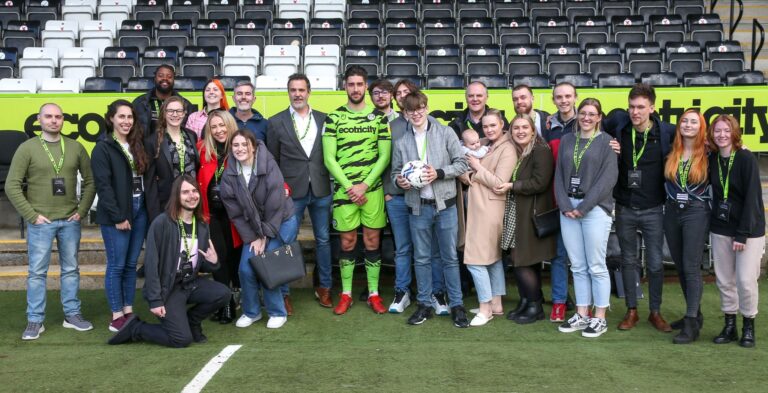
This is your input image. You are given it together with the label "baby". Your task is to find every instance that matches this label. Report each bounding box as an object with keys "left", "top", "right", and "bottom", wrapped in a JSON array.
[{"left": 461, "top": 129, "right": 489, "bottom": 159}]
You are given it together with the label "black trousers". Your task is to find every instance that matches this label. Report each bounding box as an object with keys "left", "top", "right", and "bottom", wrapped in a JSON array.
[
  {"left": 136, "top": 278, "right": 230, "bottom": 348},
  {"left": 663, "top": 200, "right": 709, "bottom": 318},
  {"left": 209, "top": 211, "right": 242, "bottom": 288}
]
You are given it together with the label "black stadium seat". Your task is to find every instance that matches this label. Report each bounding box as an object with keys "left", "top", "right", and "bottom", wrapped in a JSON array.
[
  {"left": 707, "top": 41, "right": 745, "bottom": 79},
  {"left": 233, "top": 18, "right": 269, "bottom": 48},
  {"left": 421, "top": 1, "right": 454, "bottom": 20},
  {"left": 650, "top": 14, "right": 686, "bottom": 49},
  {"left": 536, "top": 16, "right": 570, "bottom": 47},
  {"left": 271, "top": 18, "right": 305, "bottom": 46},
  {"left": 102, "top": 46, "right": 140, "bottom": 83},
  {"left": 27, "top": 0, "right": 59, "bottom": 25},
  {"left": 597, "top": 73, "right": 636, "bottom": 88},
  {"left": 460, "top": 17, "right": 495, "bottom": 45},
  {"left": 673, "top": 0, "right": 707, "bottom": 21},
  {"left": 613, "top": 15, "right": 646, "bottom": 51},
  {"left": 505, "top": 43, "right": 543, "bottom": 80},
  {"left": 565, "top": 0, "right": 597, "bottom": 23},
  {"left": 585, "top": 43, "right": 622, "bottom": 82},
  {"left": 135, "top": 0, "right": 168, "bottom": 27},
  {"left": 385, "top": 0, "right": 417, "bottom": 19},
  {"left": 170, "top": 0, "right": 204, "bottom": 25},
  {"left": 545, "top": 43, "right": 582, "bottom": 83},
  {"left": 458, "top": 0, "right": 491, "bottom": 19},
  {"left": 242, "top": 0, "right": 274, "bottom": 21},
  {"left": 498, "top": 17, "right": 533, "bottom": 46},
  {"left": 118, "top": 20, "right": 154, "bottom": 54},
  {"left": 511, "top": 74, "right": 550, "bottom": 88},
  {"left": 384, "top": 17, "right": 420, "bottom": 46},
  {"left": 626, "top": 43, "right": 663, "bottom": 80},
  {"left": 216, "top": 75, "right": 251, "bottom": 90},
  {"left": 0, "top": 1, "right": 21, "bottom": 27},
  {"left": 195, "top": 19, "right": 230, "bottom": 53},
  {"left": 3, "top": 21, "right": 40, "bottom": 55},
  {"left": 83, "top": 77, "right": 123, "bottom": 93},
  {"left": 666, "top": 41, "right": 704, "bottom": 79},
  {"left": 469, "top": 74, "right": 508, "bottom": 89},
  {"left": 603, "top": 0, "right": 633, "bottom": 24},
  {"left": 157, "top": 19, "right": 193, "bottom": 51},
  {"left": 423, "top": 17, "right": 457, "bottom": 46},
  {"left": 309, "top": 18, "right": 344, "bottom": 46},
  {"left": 637, "top": 0, "right": 669, "bottom": 24},
  {"left": 529, "top": 0, "right": 561, "bottom": 21},
  {"left": 726, "top": 71, "right": 766, "bottom": 86},
  {"left": 492, "top": 0, "right": 525, "bottom": 19},
  {"left": 207, "top": 0, "right": 238, "bottom": 26},
  {"left": 556, "top": 73, "right": 593, "bottom": 88},
  {"left": 348, "top": 0, "right": 382, "bottom": 20},
  {"left": 142, "top": 46, "right": 180, "bottom": 76},
  {"left": 641, "top": 72, "right": 680, "bottom": 87},
  {"left": 573, "top": 16, "right": 609, "bottom": 51},
  {"left": 683, "top": 72, "right": 722, "bottom": 86},
  {"left": 347, "top": 17, "right": 381, "bottom": 47},
  {"left": 426, "top": 75, "right": 464, "bottom": 89},
  {"left": 126, "top": 77, "right": 155, "bottom": 92},
  {"left": 174, "top": 76, "right": 207, "bottom": 91},
  {"left": 181, "top": 46, "right": 219, "bottom": 79}
]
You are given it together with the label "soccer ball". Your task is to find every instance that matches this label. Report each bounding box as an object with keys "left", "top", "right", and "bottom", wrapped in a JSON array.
[{"left": 401, "top": 160, "right": 428, "bottom": 189}]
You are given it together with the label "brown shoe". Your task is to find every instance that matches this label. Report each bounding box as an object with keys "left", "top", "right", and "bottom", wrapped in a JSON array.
[
  {"left": 618, "top": 308, "right": 639, "bottom": 330},
  {"left": 648, "top": 311, "right": 672, "bottom": 332},
  {"left": 283, "top": 295, "right": 294, "bottom": 316},
  {"left": 314, "top": 287, "right": 333, "bottom": 308}
]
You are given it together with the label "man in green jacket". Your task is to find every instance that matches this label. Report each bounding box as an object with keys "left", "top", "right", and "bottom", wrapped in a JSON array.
[{"left": 6, "top": 103, "right": 96, "bottom": 340}]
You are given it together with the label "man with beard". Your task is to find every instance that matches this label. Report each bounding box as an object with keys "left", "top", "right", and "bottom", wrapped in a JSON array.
[
  {"left": 511, "top": 84, "right": 548, "bottom": 137},
  {"left": 109, "top": 175, "right": 230, "bottom": 347},
  {"left": 322, "top": 66, "right": 391, "bottom": 315},
  {"left": 265, "top": 74, "right": 332, "bottom": 308},
  {"left": 229, "top": 80, "right": 268, "bottom": 141},
  {"left": 369, "top": 79, "right": 398, "bottom": 122},
  {"left": 8, "top": 103, "right": 97, "bottom": 340},
  {"left": 448, "top": 81, "right": 508, "bottom": 138},
  {"left": 132, "top": 64, "right": 194, "bottom": 135}
]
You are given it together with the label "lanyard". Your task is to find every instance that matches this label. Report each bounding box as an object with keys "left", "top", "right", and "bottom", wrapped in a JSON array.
[
  {"left": 173, "top": 133, "right": 186, "bottom": 174},
  {"left": 39, "top": 135, "right": 65, "bottom": 175},
  {"left": 631, "top": 123, "right": 652, "bottom": 169},
  {"left": 292, "top": 112, "right": 313, "bottom": 141},
  {"left": 717, "top": 153, "right": 736, "bottom": 201},
  {"left": 511, "top": 159, "right": 523, "bottom": 182},
  {"left": 417, "top": 133, "right": 428, "bottom": 161},
  {"left": 214, "top": 155, "right": 227, "bottom": 183},
  {"left": 112, "top": 134, "right": 136, "bottom": 171},
  {"left": 572, "top": 130, "right": 597, "bottom": 174},
  {"left": 677, "top": 158, "right": 693, "bottom": 191},
  {"left": 179, "top": 217, "right": 196, "bottom": 262}
]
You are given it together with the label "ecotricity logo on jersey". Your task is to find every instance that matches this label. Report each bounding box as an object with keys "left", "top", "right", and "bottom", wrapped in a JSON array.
[{"left": 338, "top": 125, "right": 378, "bottom": 134}]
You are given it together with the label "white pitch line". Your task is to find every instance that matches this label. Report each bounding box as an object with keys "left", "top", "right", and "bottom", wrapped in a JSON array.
[{"left": 181, "top": 345, "right": 242, "bottom": 393}]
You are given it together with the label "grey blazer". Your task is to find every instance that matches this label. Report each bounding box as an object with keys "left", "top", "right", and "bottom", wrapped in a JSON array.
[{"left": 266, "top": 108, "right": 330, "bottom": 199}]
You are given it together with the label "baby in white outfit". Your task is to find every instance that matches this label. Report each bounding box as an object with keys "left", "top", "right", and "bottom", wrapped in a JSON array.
[{"left": 461, "top": 129, "right": 489, "bottom": 158}]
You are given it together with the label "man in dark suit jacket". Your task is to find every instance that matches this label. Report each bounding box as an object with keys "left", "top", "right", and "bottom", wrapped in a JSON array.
[{"left": 266, "top": 73, "right": 333, "bottom": 308}]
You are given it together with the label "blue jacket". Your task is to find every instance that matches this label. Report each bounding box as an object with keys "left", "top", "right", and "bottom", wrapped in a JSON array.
[{"left": 230, "top": 107, "right": 268, "bottom": 142}]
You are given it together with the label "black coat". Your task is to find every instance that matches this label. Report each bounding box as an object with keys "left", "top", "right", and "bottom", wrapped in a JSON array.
[
  {"left": 143, "top": 213, "right": 218, "bottom": 308},
  {"left": 132, "top": 89, "right": 195, "bottom": 136},
  {"left": 143, "top": 129, "right": 200, "bottom": 222},
  {"left": 90, "top": 135, "right": 142, "bottom": 226}
]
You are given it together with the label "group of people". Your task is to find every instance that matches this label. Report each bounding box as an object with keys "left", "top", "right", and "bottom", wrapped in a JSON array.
[{"left": 5, "top": 63, "right": 763, "bottom": 349}]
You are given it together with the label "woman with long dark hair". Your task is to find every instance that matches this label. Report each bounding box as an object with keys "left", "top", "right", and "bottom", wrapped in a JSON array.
[
  {"left": 185, "top": 78, "right": 230, "bottom": 138},
  {"left": 144, "top": 96, "right": 200, "bottom": 222},
  {"left": 91, "top": 100, "right": 149, "bottom": 332},
  {"left": 197, "top": 110, "right": 242, "bottom": 324},
  {"left": 708, "top": 115, "right": 764, "bottom": 348},
  {"left": 555, "top": 98, "right": 618, "bottom": 338},
  {"left": 663, "top": 109, "right": 710, "bottom": 344}
]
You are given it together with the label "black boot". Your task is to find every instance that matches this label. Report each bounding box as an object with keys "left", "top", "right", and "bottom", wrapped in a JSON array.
[
  {"left": 713, "top": 314, "right": 738, "bottom": 344},
  {"left": 219, "top": 295, "right": 236, "bottom": 324},
  {"left": 671, "top": 309, "right": 703, "bottom": 330},
  {"left": 512, "top": 299, "right": 545, "bottom": 325},
  {"left": 673, "top": 316, "right": 699, "bottom": 344},
  {"left": 210, "top": 308, "right": 222, "bottom": 322},
  {"left": 506, "top": 298, "right": 529, "bottom": 320},
  {"left": 190, "top": 324, "right": 207, "bottom": 343},
  {"left": 739, "top": 316, "right": 755, "bottom": 348}
]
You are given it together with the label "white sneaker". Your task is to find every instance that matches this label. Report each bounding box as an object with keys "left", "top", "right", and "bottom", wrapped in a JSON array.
[
  {"left": 266, "top": 316, "right": 287, "bottom": 329},
  {"left": 388, "top": 290, "right": 411, "bottom": 313},
  {"left": 469, "top": 313, "right": 492, "bottom": 327},
  {"left": 558, "top": 313, "right": 590, "bottom": 333},
  {"left": 432, "top": 293, "right": 449, "bottom": 316},
  {"left": 581, "top": 317, "right": 608, "bottom": 338},
  {"left": 235, "top": 314, "right": 262, "bottom": 328}
]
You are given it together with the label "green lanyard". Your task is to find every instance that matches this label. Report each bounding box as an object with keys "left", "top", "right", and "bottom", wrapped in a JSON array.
[
  {"left": 717, "top": 153, "right": 736, "bottom": 201},
  {"left": 572, "top": 130, "right": 598, "bottom": 174},
  {"left": 179, "top": 217, "right": 196, "bottom": 262},
  {"left": 291, "top": 111, "right": 313, "bottom": 141},
  {"left": 214, "top": 155, "right": 226, "bottom": 183},
  {"left": 677, "top": 158, "right": 693, "bottom": 191},
  {"left": 417, "top": 133, "right": 428, "bottom": 161},
  {"left": 511, "top": 159, "right": 523, "bottom": 182},
  {"left": 39, "top": 135, "right": 65, "bottom": 175},
  {"left": 174, "top": 133, "right": 186, "bottom": 174},
  {"left": 112, "top": 134, "right": 136, "bottom": 171},
  {"left": 631, "top": 123, "right": 652, "bottom": 169}
]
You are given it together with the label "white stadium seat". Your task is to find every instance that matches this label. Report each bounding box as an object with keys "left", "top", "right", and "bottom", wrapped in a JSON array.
[
  {"left": 255, "top": 74, "right": 288, "bottom": 91},
  {"left": 39, "top": 78, "right": 81, "bottom": 93},
  {"left": 313, "top": 1, "right": 345, "bottom": 19},
  {"left": 262, "top": 45, "right": 300, "bottom": 77},
  {"left": 304, "top": 44, "right": 340, "bottom": 79},
  {"left": 19, "top": 47, "right": 59, "bottom": 88},
  {"left": 0, "top": 78, "right": 38, "bottom": 93},
  {"left": 42, "top": 20, "right": 79, "bottom": 49},
  {"left": 80, "top": 20, "right": 116, "bottom": 57},
  {"left": 222, "top": 45, "right": 261, "bottom": 83},
  {"left": 278, "top": 2, "right": 310, "bottom": 22},
  {"left": 307, "top": 75, "right": 336, "bottom": 91},
  {"left": 60, "top": 47, "right": 99, "bottom": 88},
  {"left": 97, "top": 5, "right": 130, "bottom": 29},
  {"left": 62, "top": 5, "right": 96, "bottom": 24}
]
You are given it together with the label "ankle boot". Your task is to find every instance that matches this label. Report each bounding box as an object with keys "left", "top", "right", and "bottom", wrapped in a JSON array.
[
  {"left": 673, "top": 316, "right": 699, "bottom": 344},
  {"left": 739, "top": 317, "right": 755, "bottom": 348},
  {"left": 219, "top": 295, "right": 236, "bottom": 324},
  {"left": 506, "top": 298, "right": 529, "bottom": 320},
  {"left": 713, "top": 314, "right": 738, "bottom": 344},
  {"left": 671, "top": 309, "right": 703, "bottom": 330},
  {"left": 512, "top": 299, "right": 545, "bottom": 324},
  {"left": 210, "top": 307, "right": 222, "bottom": 322}
]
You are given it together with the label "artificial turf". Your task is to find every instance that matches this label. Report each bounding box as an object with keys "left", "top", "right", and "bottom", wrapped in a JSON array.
[{"left": 0, "top": 283, "right": 766, "bottom": 393}]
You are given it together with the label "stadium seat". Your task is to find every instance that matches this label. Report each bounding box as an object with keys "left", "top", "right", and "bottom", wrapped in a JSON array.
[
  {"left": 255, "top": 74, "right": 289, "bottom": 90},
  {"left": 271, "top": 18, "right": 306, "bottom": 45},
  {"left": 262, "top": 45, "right": 300, "bottom": 77},
  {"left": 666, "top": 41, "right": 704, "bottom": 79},
  {"left": 41, "top": 20, "right": 79, "bottom": 49},
  {"left": 421, "top": 1, "right": 453, "bottom": 20},
  {"left": 170, "top": 0, "right": 203, "bottom": 25},
  {"left": 498, "top": 17, "right": 533, "bottom": 46},
  {"left": 347, "top": 17, "right": 381, "bottom": 47},
  {"left": 242, "top": 0, "right": 275, "bottom": 21},
  {"left": 573, "top": 16, "right": 609, "bottom": 51},
  {"left": 384, "top": 17, "right": 419, "bottom": 46},
  {"left": 118, "top": 20, "right": 154, "bottom": 53},
  {"left": 556, "top": 74, "right": 593, "bottom": 88},
  {"left": 278, "top": 0, "right": 310, "bottom": 22},
  {"left": 602, "top": 0, "right": 632, "bottom": 24},
  {"left": 650, "top": 14, "right": 686, "bottom": 49},
  {"left": 307, "top": 74, "right": 337, "bottom": 90},
  {"left": 505, "top": 43, "right": 543, "bottom": 80},
  {"left": 173, "top": 76, "right": 206, "bottom": 91},
  {"left": 0, "top": 1, "right": 21, "bottom": 27},
  {"left": 134, "top": 0, "right": 167, "bottom": 27},
  {"left": 673, "top": 0, "right": 707, "bottom": 20},
  {"left": 597, "top": 73, "right": 636, "bottom": 88},
  {"left": 535, "top": 16, "right": 570, "bottom": 47},
  {"left": 469, "top": 74, "right": 508, "bottom": 89},
  {"left": 641, "top": 72, "right": 680, "bottom": 87},
  {"left": 233, "top": 18, "right": 269, "bottom": 48},
  {"left": 0, "top": 47, "right": 18, "bottom": 79},
  {"left": 565, "top": 0, "right": 597, "bottom": 23},
  {"left": 62, "top": 0, "right": 96, "bottom": 24},
  {"left": 82, "top": 76, "right": 122, "bottom": 92},
  {"left": 511, "top": 74, "right": 550, "bottom": 88},
  {"left": 725, "top": 71, "right": 766, "bottom": 86},
  {"left": 492, "top": 0, "right": 525, "bottom": 19},
  {"left": 459, "top": 17, "right": 495, "bottom": 45},
  {"left": 39, "top": 78, "right": 80, "bottom": 93},
  {"left": 207, "top": 0, "right": 238, "bottom": 26},
  {"left": 314, "top": 0, "right": 345, "bottom": 20},
  {"left": 19, "top": 47, "right": 59, "bottom": 89},
  {"left": 529, "top": 0, "right": 561, "bottom": 21},
  {"left": 141, "top": 46, "right": 179, "bottom": 76},
  {"left": 613, "top": 15, "right": 646, "bottom": 51},
  {"left": 626, "top": 43, "right": 664, "bottom": 80},
  {"left": 309, "top": 18, "right": 344, "bottom": 46},
  {"left": 222, "top": 45, "right": 261, "bottom": 83},
  {"left": 344, "top": 45, "right": 381, "bottom": 77},
  {"left": 215, "top": 75, "right": 251, "bottom": 90},
  {"left": 157, "top": 19, "right": 193, "bottom": 51},
  {"left": 545, "top": 43, "right": 582, "bottom": 83},
  {"left": 464, "top": 44, "right": 502, "bottom": 75},
  {"left": 180, "top": 46, "right": 219, "bottom": 79},
  {"left": 97, "top": 1, "right": 131, "bottom": 30},
  {"left": 426, "top": 75, "right": 464, "bottom": 89},
  {"left": 195, "top": 19, "right": 230, "bottom": 53},
  {"left": 125, "top": 77, "right": 154, "bottom": 92},
  {"left": 385, "top": 0, "right": 417, "bottom": 19},
  {"left": 0, "top": 78, "right": 37, "bottom": 93},
  {"left": 689, "top": 14, "right": 725, "bottom": 49},
  {"left": 683, "top": 72, "right": 722, "bottom": 86},
  {"left": 637, "top": 0, "right": 669, "bottom": 23},
  {"left": 80, "top": 20, "right": 116, "bottom": 56},
  {"left": 59, "top": 47, "right": 99, "bottom": 88},
  {"left": 28, "top": 0, "right": 60, "bottom": 25},
  {"left": 383, "top": 44, "right": 420, "bottom": 75},
  {"left": 101, "top": 46, "right": 139, "bottom": 84},
  {"left": 3, "top": 21, "right": 41, "bottom": 55},
  {"left": 305, "top": 44, "right": 341, "bottom": 78},
  {"left": 707, "top": 41, "right": 745, "bottom": 79},
  {"left": 423, "top": 17, "right": 458, "bottom": 46},
  {"left": 458, "top": 0, "right": 491, "bottom": 19},
  {"left": 585, "top": 43, "right": 622, "bottom": 82}
]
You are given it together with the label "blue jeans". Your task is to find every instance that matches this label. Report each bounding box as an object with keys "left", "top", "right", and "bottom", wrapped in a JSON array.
[
  {"left": 26, "top": 219, "right": 82, "bottom": 323},
  {"left": 550, "top": 232, "right": 569, "bottom": 304},
  {"left": 409, "top": 204, "right": 463, "bottom": 308},
  {"left": 292, "top": 190, "right": 332, "bottom": 288},
  {"left": 239, "top": 215, "right": 299, "bottom": 318},
  {"left": 101, "top": 196, "right": 148, "bottom": 313},
  {"left": 386, "top": 195, "right": 444, "bottom": 293},
  {"left": 560, "top": 199, "right": 612, "bottom": 309},
  {"left": 467, "top": 260, "right": 506, "bottom": 303}
]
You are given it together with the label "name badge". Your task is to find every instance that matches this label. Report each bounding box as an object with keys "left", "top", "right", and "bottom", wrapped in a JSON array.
[
  {"left": 628, "top": 170, "right": 642, "bottom": 189},
  {"left": 210, "top": 184, "right": 222, "bottom": 203},
  {"left": 52, "top": 178, "right": 66, "bottom": 196},
  {"left": 569, "top": 176, "right": 584, "bottom": 198},
  {"left": 675, "top": 193, "right": 689, "bottom": 210},
  {"left": 132, "top": 176, "right": 144, "bottom": 196},
  {"left": 717, "top": 201, "right": 731, "bottom": 222}
]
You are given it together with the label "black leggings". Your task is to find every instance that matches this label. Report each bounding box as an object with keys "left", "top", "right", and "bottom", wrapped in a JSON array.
[
  {"left": 663, "top": 201, "right": 709, "bottom": 318},
  {"left": 513, "top": 263, "right": 543, "bottom": 302},
  {"left": 209, "top": 210, "right": 242, "bottom": 289}
]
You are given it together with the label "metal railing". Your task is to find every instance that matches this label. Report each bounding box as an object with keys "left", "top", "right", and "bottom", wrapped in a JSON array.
[{"left": 752, "top": 19, "right": 765, "bottom": 71}]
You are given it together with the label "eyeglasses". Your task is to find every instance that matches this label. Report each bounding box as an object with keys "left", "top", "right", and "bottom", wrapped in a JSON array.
[
  {"left": 166, "top": 109, "right": 185, "bottom": 115},
  {"left": 405, "top": 107, "right": 427, "bottom": 116},
  {"left": 371, "top": 90, "right": 391, "bottom": 97},
  {"left": 578, "top": 111, "right": 600, "bottom": 118}
]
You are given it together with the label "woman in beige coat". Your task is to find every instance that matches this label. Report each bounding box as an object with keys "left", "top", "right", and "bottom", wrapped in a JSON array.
[
  {"left": 495, "top": 114, "right": 557, "bottom": 325},
  {"left": 462, "top": 110, "right": 518, "bottom": 326}
]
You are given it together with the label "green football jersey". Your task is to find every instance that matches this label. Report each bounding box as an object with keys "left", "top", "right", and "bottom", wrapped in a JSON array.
[{"left": 322, "top": 105, "right": 391, "bottom": 191}]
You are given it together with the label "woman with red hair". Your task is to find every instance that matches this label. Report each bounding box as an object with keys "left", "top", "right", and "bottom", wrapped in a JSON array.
[
  {"left": 662, "top": 109, "right": 710, "bottom": 344},
  {"left": 708, "top": 115, "right": 764, "bottom": 348},
  {"left": 186, "top": 79, "right": 230, "bottom": 138}
]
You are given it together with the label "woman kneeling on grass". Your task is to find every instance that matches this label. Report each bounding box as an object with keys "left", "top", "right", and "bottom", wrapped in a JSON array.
[
  {"left": 662, "top": 110, "right": 710, "bottom": 344},
  {"left": 554, "top": 98, "right": 618, "bottom": 338},
  {"left": 220, "top": 130, "right": 298, "bottom": 330},
  {"left": 496, "top": 114, "right": 556, "bottom": 325},
  {"left": 708, "top": 115, "right": 764, "bottom": 348}
]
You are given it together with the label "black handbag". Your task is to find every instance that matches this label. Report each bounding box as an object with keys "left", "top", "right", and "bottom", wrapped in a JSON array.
[
  {"left": 249, "top": 241, "right": 306, "bottom": 290},
  {"left": 532, "top": 195, "right": 560, "bottom": 238}
]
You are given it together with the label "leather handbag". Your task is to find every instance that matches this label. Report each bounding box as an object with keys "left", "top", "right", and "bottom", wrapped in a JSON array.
[
  {"left": 249, "top": 241, "right": 306, "bottom": 290},
  {"left": 532, "top": 195, "right": 560, "bottom": 238}
]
